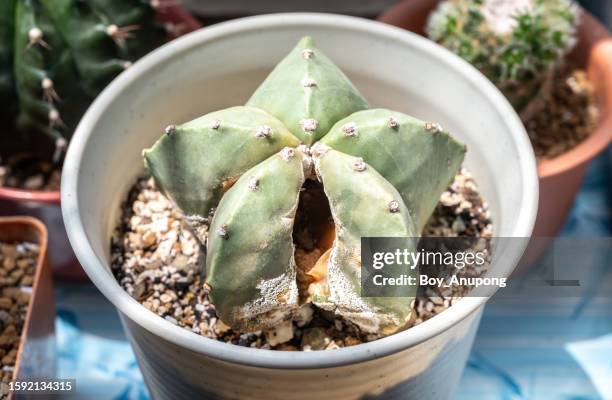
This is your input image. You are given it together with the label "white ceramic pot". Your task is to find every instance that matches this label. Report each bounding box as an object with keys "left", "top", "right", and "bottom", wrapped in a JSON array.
[{"left": 61, "top": 13, "right": 538, "bottom": 400}]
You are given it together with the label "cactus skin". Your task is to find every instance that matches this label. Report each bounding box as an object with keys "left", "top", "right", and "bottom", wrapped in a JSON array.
[
  {"left": 88, "top": 0, "right": 165, "bottom": 61},
  {"left": 320, "top": 109, "right": 465, "bottom": 232},
  {"left": 206, "top": 148, "right": 309, "bottom": 332},
  {"left": 143, "top": 106, "right": 300, "bottom": 235},
  {"left": 14, "top": 0, "right": 89, "bottom": 140},
  {"left": 311, "top": 146, "right": 418, "bottom": 334},
  {"left": 1, "top": 0, "right": 165, "bottom": 145},
  {"left": 145, "top": 37, "right": 466, "bottom": 336},
  {"left": 0, "top": 0, "right": 15, "bottom": 123},
  {"left": 41, "top": 0, "right": 145, "bottom": 97},
  {"left": 247, "top": 36, "right": 369, "bottom": 144},
  {"left": 427, "top": 0, "right": 578, "bottom": 112}
]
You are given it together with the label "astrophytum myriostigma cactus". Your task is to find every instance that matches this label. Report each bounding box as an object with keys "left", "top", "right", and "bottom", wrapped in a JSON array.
[
  {"left": 143, "top": 37, "right": 466, "bottom": 336},
  {"left": 0, "top": 0, "right": 166, "bottom": 154}
]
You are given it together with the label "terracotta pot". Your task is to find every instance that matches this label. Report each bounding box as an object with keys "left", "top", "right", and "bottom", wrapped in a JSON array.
[
  {"left": 0, "top": 7, "right": 201, "bottom": 281},
  {"left": 0, "top": 216, "right": 55, "bottom": 399},
  {"left": 378, "top": 0, "right": 612, "bottom": 248}
]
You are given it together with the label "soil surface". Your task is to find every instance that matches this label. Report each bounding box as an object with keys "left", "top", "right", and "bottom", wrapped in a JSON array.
[
  {"left": 0, "top": 158, "right": 61, "bottom": 192},
  {"left": 524, "top": 66, "right": 599, "bottom": 160},
  {"left": 0, "top": 241, "right": 38, "bottom": 385},
  {"left": 111, "top": 168, "right": 492, "bottom": 350}
]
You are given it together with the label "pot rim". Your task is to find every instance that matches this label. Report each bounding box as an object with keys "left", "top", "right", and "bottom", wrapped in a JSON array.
[
  {"left": 538, "top": 118, "right": 612, "bottom": 177},
  {"left": 538, "top": 32, "right": 612, "bottom": 177},
  {"left": 61, "top": 13, "right": 538, "bottom": 369},
  {"left": 0, "top": 187, "right": 61, "bottom": 204}
]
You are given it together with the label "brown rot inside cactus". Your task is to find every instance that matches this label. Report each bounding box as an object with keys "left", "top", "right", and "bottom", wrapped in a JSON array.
[
  {"left": 293, "top": 179, "right": 335, "bottom": 299},
  {"left": 143, "top": 37, "right": 467, "bottom": 339}
]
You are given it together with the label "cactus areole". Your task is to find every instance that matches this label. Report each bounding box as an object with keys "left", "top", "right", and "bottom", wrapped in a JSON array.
[
  {"left": 144, "top": 37, "right": 466, "bottom": 336},
  {"left": 0, "top": 0, "right": 166, "bottom": 155}
]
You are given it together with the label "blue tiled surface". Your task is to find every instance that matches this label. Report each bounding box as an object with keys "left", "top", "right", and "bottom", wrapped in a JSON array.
[{"left": 55, "top": 147, "right": 612, "bottom": 399}]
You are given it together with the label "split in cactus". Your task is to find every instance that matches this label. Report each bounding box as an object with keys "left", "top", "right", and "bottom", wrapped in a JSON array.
[
  {"left": 0, "top": 0, "right": 167, "bottom": 160},
  {"left": 143, "top": 36, "right": 466, "bottom": 336},
  {"left": 427, "top": 0, "right": 579, "bottom": 117}
]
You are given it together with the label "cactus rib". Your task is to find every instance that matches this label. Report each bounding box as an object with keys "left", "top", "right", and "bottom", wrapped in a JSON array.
[
  {"left": 247, "top": 36, "right": 369, "bottom": 144},
  {"left": 206, "top": 148, "right": 310, "bottom": 331}
]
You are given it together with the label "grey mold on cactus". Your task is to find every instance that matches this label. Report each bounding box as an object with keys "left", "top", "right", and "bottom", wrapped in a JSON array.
[
  {"left": 206, "top": 148, "right": 309, "bottom": 331},
  {"left": 144, "top": 37, "right": 466, "bottom": 336},
  {"left": 309, "top": 146, "right": 419, "bottom": 334},
  {"left": 427, "top": 0, "right": 578, "bottom": 114}
]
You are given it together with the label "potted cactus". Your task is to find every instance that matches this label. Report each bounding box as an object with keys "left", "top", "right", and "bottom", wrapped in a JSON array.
[
  {"left": 143, "top": 36, "right": 466, "bottom": 336},
  {"left": 427, "top": 0, "right": 578, "bottom": 121},
  {"left": 378, "top": 0, "right": 612, "bottom": 245},
  {"left": 61, "top": 14, "right": 537, "bottom": 399},
  {"left": 0, "top": 0, "right": 200, "bottom": 279}
]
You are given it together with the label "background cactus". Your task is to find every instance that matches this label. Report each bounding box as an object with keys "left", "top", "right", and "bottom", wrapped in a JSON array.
[
  {"left": 427, "top": 0, "right": 579, "bottom": 115},
  {"left": 144, "top": 37, "right": 466, "bottom": 336},
  {"left": 1, "top": 0, "right": 166, "bottom": 156}
]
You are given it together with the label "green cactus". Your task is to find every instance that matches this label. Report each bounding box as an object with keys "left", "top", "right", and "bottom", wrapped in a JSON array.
[
  {"left": 309, "top": 145, "right": 419, "bottom": 335},
  {"left": 246, "top": 36, "right": 369, "bottom": 144},
  {"left": 427, "top": 0, "right": 578, "bottom": 113},
  {"left": 1, "top": 0, "right": 166, "bottom": 152},
  {"left": 0, "top": 1, "right": 16, "bottom": 121},
  {"left": 143, "top": 106, "right": 300, "bottom": 239},
  {"left": 206, "top": 148, "right": 308, "bottom": 332},
  {"left": 320, "top": 109, "right": 465, "bottom": 232},
  {"left": 144, "top": 37, "right": 466, "bottom": 336}
]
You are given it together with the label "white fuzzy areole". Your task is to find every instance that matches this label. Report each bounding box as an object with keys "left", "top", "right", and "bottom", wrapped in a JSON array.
[{"left": 482, "top": 0, "right": 534, "bottom": 35}]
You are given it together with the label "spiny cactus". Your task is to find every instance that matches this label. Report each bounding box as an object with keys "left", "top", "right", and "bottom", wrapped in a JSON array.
[
  {"left": 427, "top": 0, "right": 578, "bottom": 115},
  {"left": 144, "top": 37, "right": 466, "bottom": 335},
  {"left": 0, "top": 0, "right": 167, "bottom": 156}
]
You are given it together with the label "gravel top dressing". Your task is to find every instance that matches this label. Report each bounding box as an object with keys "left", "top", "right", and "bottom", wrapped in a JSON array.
[
  {"left": 111, "top": 168, "right": 492, "bottom": 351},
  {"left": 0, "top": 241, "right": 38, "bottom": 382}
]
